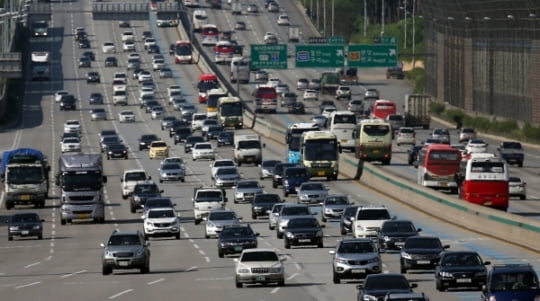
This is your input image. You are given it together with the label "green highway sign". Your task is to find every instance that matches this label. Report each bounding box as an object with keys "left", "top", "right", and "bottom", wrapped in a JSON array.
[
  {"left": 308, "top": 36, "right": 346, "bottom": 44},
  {"left": 347, "top": 44, "right": 398, "bottom": 67},
  {"left": 380, "top": 36, "right": 397, "bottom": 44},
  {"left": 250, "top": 44, "right": 288, "bottom": 69},
  {"left": 295, "top": 45, "right": 345, "bottom": 68}
]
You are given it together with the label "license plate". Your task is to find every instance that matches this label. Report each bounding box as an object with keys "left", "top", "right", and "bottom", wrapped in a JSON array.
[
  {"left": 341, "top": 139, "right": 347, "bottom": 143},
  {"left": 246, "top": 158, "right": 253, "bottom": 162},
  {"left": 255, "top": 275, "right": 265, "bottom": 281},
  {"left": 439, "top": 182, "right": 448, "bottom": 187},
  {"left": 373, "top": 150, "right": 380, "bottom": 154},
  {"left": 351, "top": 269, "right": 366, "bottom": 274},
  {"left": 78, "top": 213, "right": 88, "bottom": 219},
  {"left": 395, "top": 242, "right": 405, "bottom": 246},
  {"left": 456, "top": 278, "right": 472, "bottom": 283},
  {"left": 317, "top": 171, "right": 325, "bottom": 176},
  {"left": 21, "top": 230, "right": 29, "bottom": 235},
  {"left": 417, "top": 260, "right": 430, "bottom": 264},
  {"left": 234, "top": 246, "right": 243, "bottom": 251},
  {"left": 299, "top": 239, "right": 311, "bottom": 243},
  {"left": 21, "top": 195, "right": 30, "bottom": 201},
  {"left": 118, "top": 261, "right": 129, "bottom": 267}
]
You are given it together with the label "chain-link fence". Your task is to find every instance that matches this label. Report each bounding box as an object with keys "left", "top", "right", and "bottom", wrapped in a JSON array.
[{"left": 421, "top": 0, "right": 540, "bottom": 124}]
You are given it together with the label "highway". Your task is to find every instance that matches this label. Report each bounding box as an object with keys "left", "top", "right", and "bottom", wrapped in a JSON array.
[{"left": 0, "top": 0, "right": 538, "bottom": 300}]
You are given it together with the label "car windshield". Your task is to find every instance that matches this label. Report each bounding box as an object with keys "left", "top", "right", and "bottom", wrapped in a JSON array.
[
  {"left": 148, "top": 210, "right": 175, "bottom": 219},
  {"left": 287, "top": 218, "right": 318, "bottom": 228},
  {"left": 12, "top": 213, "right": 39, "bottom": 223},
  {"left": 126, "top": 172, "right": 146, "bottom": 181},
  {"left": 301, "top": 183, "right": 324, "bottom": 191},
  {"left": 217, "top": 168, "right": 237, "bottom": 175},
  {"left": 357, "top": 209, "right": 390, "bottom": 220},
  {"left": 134, "top": 184, "right": 158, "bottom": 194},
  {"left": 285, "top": 169, "right": 307, "bottom": 178},
  {"left": 237, "top": 181, "right": 258, "bottom": 189},
  {"left": 382, "top": 222, "right": 416, "bottom": 232},
  {"left": 146, "top": 199, "right": 172, "bottom": 208},
  {"left": 162, "top": 163, "right": 181, "bottom": 170},
  {"left": 195, "top": 191, "right": 222, "bottom": 202},
  {"left": 325, "top": 196, "right": 348, "bottom": 205},
  {"left": 108, "top": 234, "right": 141, "bottom": 246},
  {"left": 364, "top": 276, "right": 410, "bottom": 290},
  {"left": 220, "top": 227, "right": 253, "bottom": 238},
  {"left": 490, "top": 272, "right": 539, "bottom": 291},
  {"left": 501, "top": 142, "right": 522, "bottom": 149},
  {"left": 253, "top": 194, "right": 279, "bottom": 204},
  {"left": 281, "top": 206, "right": 309, "bottom": 216},
  {"left": 338, "top": 241, "right": 375, "bottom": 253},
  {"left": 210, "top": 211, "right": 236, "bottom": 220},
  {"left": 405, "top": 238, "right": 442, "bottom": 249},
  {"left": 241, "top": 251, "right": 278, "bottom": 262},
  {"left": 152, "top": 142, "right": 167, "bottom": 148},
  {"left": 195, "top": 144, "right": 211, "bottom": 150},
  {"left": 441, "top": 253, "right": 481, "bottom": 266}
]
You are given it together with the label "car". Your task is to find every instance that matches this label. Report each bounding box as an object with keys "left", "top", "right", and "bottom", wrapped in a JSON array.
[
  {"left": 497, "top": 141, "right": 524, "bottom": 167},
  {"left": 78, "top": 38, "right": 90, "bottom": 49},
  {"left": 281, "top": 166, "right": 309, "bottom": 197},
  {"left": 451, "top": 143, "right": 467, "bottom": 155},
  {"left": 86, "top": 71, "right": 100, "bottom": 83},
  {"left": 89, "top": 92, "right": 103, "bottom": 105},
  {"left": 115, "top": 110, "right": 135, "bottom": 123},
  {"left": 147, "top": 44, "right": 160, "bottom": 54},
  {"left": 254, "top": 70, "right": 269, "bottom": 82},
  {"left": 396, "top": 127, "right": 416, "bottom": 146},
  {"left": 271, "top": 163, "right": 296, "bottom": 188},
  {"left": 180, "top": 104, "right": 198, "bottom": 116},
  {"left": 191, "top": 113, "right": 207, "bottom": 131},
  {"left": 149, "top": 141, "right": 169, "bottom": 159},
  {"left": 319, "top": 100, "right": 336, "bottom": 113},
  {"left": 276, "top": 203, "right": 313, "bottom": 239},
  {"left": 508, "top": 176, "right": 527, "bottom": 200},
  {"left": 296, "top": 182, "right": 328, "bottom": 205},
  {"left": 184, "top": 135, "right": 205, "bottom": 153},
  {"left": 267, "top": 202, "right": 285, "bottom": 230},
  {"left": 158, "top": 163, "right": 185, "bottom": 183},
  {"left": 246, "top": 3, "right": 258, "bottom": 13},
  {"left": 431, "top": 128, "right": 451, "bottom": 144},
  {"left": 150, "top": 106, "right": 165, "bottom": 120},
  {"left": 465, "top": 138, "right": 488, "bottom": 154},
  {"left": 172, "top": 99, "right": 187, "bottom": 111},
  {"left": 173, "top": 127, "right": 192, "bottom": 144},
  {"left": 101, "top": 42, "right": 116, "bottom": 53},
  {"left": 378, "top": 220, "right": 422, "bottom": 250},
  {"left": 277, "top": 14, "right": 290, "bottom": 25},
  {"left": 121, "top": 31, "right": 134, "bottom": 42},
  {"left": 138, "top": 134, "right": 159, "bottom": 151},
  {"left": 210, "top": 159, "right": 236, "bottom": 180},
  {"left": 217, "top": 131, "right": 234, "bottom": 147},
  {"left": 144, "top": 197, "right": 176, "bottom": 215},
  {"left": 74, "top": 28, "right": 87, "bottom": 41},
  {"left": 100, "top": 135, "right": 122, "bottom": 153},
  {"left": 127, "top": 58, "right": 141, "bottom": 70},
  {"left": 160, "top": 116, "right": 176, "bottom": 130},
  {"left": 357, "top": 274, "right": 417, "bottom": 301},
  {"left": 60, "top": 137, "right": 81, "bottom": 153},
  {"left": 435, "top": 251, "right": 490, "bottom": 291},
  {"left": 336, "top": 85, "right": 352, "bottom": 99},
  {"left": 161, "top": 156, "right": 186, "bottom": 167},
  {"left": 264, "top": 34, "right": 278, "bottom": 44},
  {"left": 201, "top": 119, "right": 219, "bottom": 135},
  {"left": 400, "top": 236, "right": 450, "bottom": 273},
  {"left": 303, "top": 89, "right": 319, "bottom": 101},
  {"left": 234, "top": 179, "right": 264, "bottom": 204},
  {"left": 106, "top": 144, "right": 128, "bottom": 160},
  {"left": 7, "top": 212, "right": 44, "bottom": 240},
  {"left": 141, "top": 31, "right": 152, "bottom": 41},
  {"left": 214, "top": 166, "right": 241, "bottom": 188},
  {"left": 234, "top": 248, "right": 285, "bottom": 288},
  {"left": 130, "top": 182, "right": 163, "bottom": 213},
  {"left": 275, "top": 83, "right": 290, "bottom": 95},
  {"left": 100, "top": 230, "right": 150, "bottom": 275},
  {"left": 423, "top": 138, "right": 442, "bottom": 146},
  {"left": 459, "top": 128, "right": 477, "bottom": 143},
  {"left": 311, "top": 114, "right": 328, "bottom": 128},
  {"left": 118, "top": 20, "right": 130, "bottom": 28},
  {"left": 347, "top": 99, "right": 364, "bottom": 113},
  {"left": 82, "top": 51, "right": 95, "bottom": 61},
  {"left": 258, "top": 159, "right": 281, "bottom": 180},
  {"left": 352, "top": 206, "right": 393, "bottom": 239},
  {"left": 191, "top": 142, "right": 214, "bottom": 161},
  {"left": 204, "top": 209, "right": 241, "bottom": 239},
  {"left": 217, "top": 224, "right": 259, "bottom": 257},
  {"left": 308, "top": 78, "right": 321, "bottom": 90},
  {"left": 296, "top": 78, "right": 309, "bottom": 89},
  {"left": 63, "top": 119, "right": 81, "bottom": 134},
  {"left": 99, "top": 129, "right": 117, "bottom": 141},
  {"left": 387, "top": 65, "right": 405, "bottom": 79},
  {"left": 54, "top": 90, "right": 69, "bottom": 103},
  {"left": 251, "top": 193, "right": 281, "bottom": 219},
  {"left": 90, "top": 108, "right": 107, "bottom": 121},
  {"left": 112, "top": 90, "right": 127, "bottom": 106},
  {"left": 59, "top": 94, "right": 76, "bottom": 111},
  {"left": 78, "top": 56, "right": 91, "bottom": 68},
  {"left": 283, "top": 216, "right": 324, "bottom": 249},
  {"left": 159, "top": 67, "right": 173, "bottom": 78},
  {"left": 204, "top": 125, "right": 224, "bottom": 141},
  {"left": 322, "top": 105, "right": 337, "bottom": 118},
  {"left": 383, "top": 293, "right": 429, "bottom": 301},
  {"left": 234, "top": 21, "right": 246, "bottom": 30},
  {"left": 330, "top": 238, "right": 382, "bottom": 283},
  {"left": 267, "top": 1, "right": 279, "bottom": 12},
  {"left": 141, "top": 207, "right": 180, "bottom": 240},
  {"left": 481, "top": 263, "right": 540, "bottom": 301},
  {"left": 364, "top": 88, "right": 380, "bottom": 100},
  {"left": 320, "top": 194, "right": 350, "bottom": 222},
  {"left": 122, "top": 40, "right": 136, "bottom": 52},
  {"left": 339, "top": 205, "right": 359, "bottom": 235}
]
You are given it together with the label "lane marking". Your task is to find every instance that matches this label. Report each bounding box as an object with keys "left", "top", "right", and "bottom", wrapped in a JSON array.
[
  {"left": 24, "top": 262, "right": 41, "bottom": 269},
  {"left": 270, "top": 287, "right": 280, "bottom": 294},
  {"left": 287, "top": 273, "right": 299, "bottom": 280},
  {"left": 205, "top": 256, "right": 210, "bottom": 263},
  {"left": 147, "top": 278, "right": 165, "bottom": 285},
  {"left": 61, "top": 270, "right": 87, "bottom": 278},
  {"left": 109, "top": 289, "right": 133, "bottom": 299},
  {"left": 185, "top": 266, "right": 198, "bottom": 272},
  {"left": 15, "top": 281, "right": 41, "bottom": 289}
]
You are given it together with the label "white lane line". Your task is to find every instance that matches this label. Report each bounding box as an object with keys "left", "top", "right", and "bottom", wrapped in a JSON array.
[
  {"left": 294, "top": 263, "right": 301, "bottom": 270},
  {"left": 270, "top": 287, "right": 280, "bottom": 294},
  {"left": 198, "top": 250, "right": 205, "bottom": 256},
  {"left": 193, "top": 244, "right": 199, "bottom": 249},
  {"left": 185, "top": 266, "right": 198, "bottom": 272},
  {"left": 147, "top": 278, "right": 165, "bottom": 285},
  {"left": 61, "top": 270, "right": 87, "bottom": 278},
  {"left": 16, "top": 281, "right": 41, "bottom": 289},
  {"left": 287, "top": 273, "right": 299, "bottom": 280},
  {"left": 46, "top": 256, "right": 52, "bottom": 261},
  {"left": 0, "top": 272, "right": 5, "bottom": 276},
  {"left": 24, "top": 262, "right": 41, "bottom": 269},
  {"left": 108, "top": 289, "right": 133, "bottom": 299},
  {"left": 205, "top": 256, "right": 210, "bottom": 263}
]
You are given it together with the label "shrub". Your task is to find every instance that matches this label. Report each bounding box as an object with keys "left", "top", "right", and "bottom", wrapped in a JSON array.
[{"left": 430, "top": 101, "right": 445, "bottom": 115}]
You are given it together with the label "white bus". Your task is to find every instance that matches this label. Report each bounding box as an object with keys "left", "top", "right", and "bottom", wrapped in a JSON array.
[
  {"left": 230, "top": 57, "right": 250, "bottom": 84},
  {"left": 328, "top": 110, "right": 357, "bottom": 152}
]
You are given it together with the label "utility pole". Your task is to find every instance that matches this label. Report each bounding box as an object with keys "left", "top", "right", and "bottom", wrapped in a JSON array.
[
  {"left": 363, "top": 0, "right": 367, "bottom": 36},
  {"left": 381, "top": 0, "right": 385, "bottom": 37},
  {"left": 323, "top": 0, "right": 326, "bottom": 36},
  {"left": 403, "top": 0, "right": 407, "bottom": 48},
  {"left": 412, "top": 0, "right": 416, "bottom": 67},
  {"left": 332, "top": 0, "right": 334, "bottom": 36}
]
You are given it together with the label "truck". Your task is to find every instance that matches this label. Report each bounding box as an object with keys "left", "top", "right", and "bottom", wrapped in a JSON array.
[
  {"left": 288, "top": 25, "right": 300, "bottom": 43},
  {"left": 338, "top": 67, "right": 358, "bottom": 85},
  {"left": 56, "top": 154, "right": 108, "bottom": 225},
  {"left": 234, "top": 134, "right": 264, "bottom": 166},
  {"left": 1, "top": 148, "right": 50, "bottom": 209},
  {"left": 404, "top": 94, "right": 432, "bottom": 129},
  {"left": 231, "top": 1, "right": 242, "bottom": 15},
  {"left": 192, "top": 186, "right": 227, "bottom": 225},
  {"left": 320, "top": 71, "right": 340, "bottom": 95},
  {"left": 31, "top": 52, "right": 50, "bottom": 81},
  {"left": 32, "top": 20, "right": 48, "bottom": 37}
]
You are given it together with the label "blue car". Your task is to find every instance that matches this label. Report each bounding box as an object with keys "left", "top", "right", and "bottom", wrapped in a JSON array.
[
  {"left": 481, "top": 264, "right": 540, "bottom": 301},
  {"left": 282, "top": 167, "right": 309, "bottom": 197}
]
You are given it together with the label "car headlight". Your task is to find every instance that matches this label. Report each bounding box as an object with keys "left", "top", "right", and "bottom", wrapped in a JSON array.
[
  {"left": 475, "top": 271, "right": 487, "bottom": 277},
  {"left": 253, "top": 206, "right": 262, "bottom": 210},
  {"left": 285, "top": 231, "right": 294, "bottom": 238},
  {"left": 135, "top": 248, "right": 144, "bottom": 256},
  {"left": 283, "top": 180, "right": 289, "bottom": 186},
  {"left": 9, "top": 226, "right": 18, "bottom": 231},
  {"left": 237, "top": 267, "right": 250, "bottom": 274},
  {"left": 269, "top": 266, "right": 282, "bottom": 273},
  {"left": 235, "top": 192, "right": 243, "bottom": 198},
  {"left": 383, "top": 236, "right": 391, "bottom": 242},
  {"left": 300, "top": 194, "right": 309, "bottom": 200},
  {"left": 335, "top": 257, "right": 347, "bottom": 264},
  {"left": 316, "top": 230, "right": 323, "bottom": 237},
  {"left": 146, "top": 221, "right": 153, "bottom": 227},
  {"left": 324, "top": 208, "right": 332, "bottom": 214},
  {"left": 439, "top": 271, "right": 454, "bottom": 278},
  {"left": 367, "top": 257, "right": 380, "bottom": 264},
  {"left": 363, "top": 295, "right": 378, "bottom": 301},
  {"left": 401, "top": 251, "right": 412, "bottom": 259},
  {"left": 207, "top": 222, "right": 215, "bottom": 228},
  {"left": 32, "top": 225, "right": 42, "bottom": 230}
]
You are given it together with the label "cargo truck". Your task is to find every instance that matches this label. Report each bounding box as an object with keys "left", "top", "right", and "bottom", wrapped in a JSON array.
[
  {"left": 234, "top": 134, "right": 264, "bottom": 166},
  {"left": 404, "top": 94, "right": 432, "bottom": 129},
  {"left": 288, "top": 25, "right": 300, "bottom": 43},
  {"left": 320, "top": 71, "right": 340, "bottom": 95},
  {"left": 1, "top": 148, "right": 50, "bottom": 209},
  {"left": 31, "top": 52, "right": 50, "bottom": 81}
]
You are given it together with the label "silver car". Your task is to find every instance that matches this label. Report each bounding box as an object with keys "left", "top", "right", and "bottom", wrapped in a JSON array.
[
  {"left": 297, "top": 182, "right": 329, "bottom": 205},
  {"left": 364, "top": 88, "right": 379, "bottom": 100},
  {"left": 508, "top": 176, "right": 526, "bottom": 200},
  {"left": 276, "top": 204, "right": 312, "bottom": 239},
  {"left": 431, "top": 128, "right": 451, "bottom": 144},
  {"left": 234, "top": 179, "right": 264, "bottom": 204},
  {"left": 90, "top": 108, "right": 107, "bottom": 121},
  {"left": 160, "top": 116, "right": 177, "bottom": 130},
  {"left": 330, "top": 238, "right": 382, "bottom": 283},
  {"left": 214, "top": 166, "right": 241, "bottom": 188},
  {"left": 259, "top": 159, "right": 281, "bottom": 179},
  {"left": 158, "top": 163, "right": 185, "bottom": 183},
  {"left": 204, "top": 209, "right": 241, "bottom": 238},
  {"left": 297, "top": 78, "right": 309, "bottom": 90},
  {"left": 311, "top": 114, "right": 328, "bottom": 128},
  {"left": 159, "top": 67, "right": 173, "bottom": 78},
  {"left": 347, "top": 99, "right": 364, "bottom": 113},
  {"left": 254, "top": 70, "right": 268, "bottom": 82},
  {"left": 321, "top": 194, "right": 351, "bottom": 222},
  {"left": 268, "top": 203, "right": 285, "bottom": 230}
]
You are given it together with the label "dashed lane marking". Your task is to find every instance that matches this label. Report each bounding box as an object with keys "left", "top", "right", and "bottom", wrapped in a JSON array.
[
  {"left": 109, "top": 289, "right": 133, "bottom": 299},
  {"left": 15, "top": 281, "right": 41, "bottom": 289}
]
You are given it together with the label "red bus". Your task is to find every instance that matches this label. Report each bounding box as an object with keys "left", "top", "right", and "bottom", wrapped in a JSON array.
[
  {"left": 197, "top": 73, "right": 219, "bottom": 103},
  {"left": 252, "top": 86, "right": 278, "bottom": 113},
  {"left": 214, "top": 40, "right": 233, "bottom": 64},
  {"left": 201, "top": 24, "right": 219, "bottom": 46},
  {"left": 174, "top": 40, "right": 192, "bottom": 64},
  {"left": 416, "top": 144, "right": 462, "bottom": 193},
  {"left": 371, "top": 100, "right": 397, "bottom": 120},
  {"left": 456, "top": 153, "right": 509, "bottom": 211}
]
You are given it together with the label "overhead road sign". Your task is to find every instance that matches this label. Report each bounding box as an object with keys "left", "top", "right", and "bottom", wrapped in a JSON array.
[
  {"left": 347, "top": 44, "right": 398, "bottom": 68},
  {"left": 92, "top": 2, "right": 149, "bottom": 21},
  {"left": 0, "top": 53, "right": 22, "bottom": 79},
  {"left": 308, "top": 36, "right": 346, "bottom": 44},
  {"left": 250, "top": 44, "right": 288, "bottom": 70},
  {"left": 295, "top": 45, "right": 345, "bottom": 68},
  {"left": 157, "top": 2, "right": 178, "bottom": 12}
]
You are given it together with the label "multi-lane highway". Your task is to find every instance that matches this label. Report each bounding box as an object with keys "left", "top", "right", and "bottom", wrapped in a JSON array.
[{"left": 0, "top": 0, "right": 538, "bottom": 300}]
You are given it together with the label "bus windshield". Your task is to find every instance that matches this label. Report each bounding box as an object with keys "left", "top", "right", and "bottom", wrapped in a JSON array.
[
  {"left": 362, "top": 124, "right": 390, "bottom": 136},
  {"left": 220, "top": 102, "right": 242, "bottom": 116},
  {"left": 198, "top": 80, "right": 219, "bottom": 92},
  {"left": 304, "top": 139, "right": 337, "bottom": 161},
  {"left": 176, "top": 44, "right": 191, "bottom": 56},
  {"left": 428, "top": 151, "right": 460, "bottom": 161},
  {"left": 332, "top": 114, "right": 356, "bottom": 124}
]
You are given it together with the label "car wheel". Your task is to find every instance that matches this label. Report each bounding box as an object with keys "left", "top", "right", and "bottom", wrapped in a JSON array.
[
  {"left": 122, "top": 194, "right": 127, "bottom": 200},
  {"left": 277, "top": 280, "right": 285, "bottom": 286},
  {"left": 252, "top": 213, "right": 257, "bottom": 219},
  {"left": 340, "top": 226, "right": 347, "bottom": 235},
  {"left": 284, "top": 238, "right": 291, "bottom": 249},
  {"left": 520, "top": 195, "right": 526, "bottom": 200},
  {"left": 284, "top": 190, "right": 288, "bottom": 197},
  {"left": 218, "top": 249, "right": 224, "bottom": 258},
  {"left": 61, "top": 219, "right": 66, "bottom": 225},
  {"left": 181, "top": 178, "right": 185, "bottom": 183},
  {"left": 317, "top": 239, "right": 324, "bottom": 248},
  {"left": 102, "top": 265, "right": 112, "bottom": 275},
  {"left": 140, "top": 265, "right": 149, "bottom": 274},
  {"left": 400, "top": 264, "right": 407, "bottom": 274},
  {"left": 276, "top": 231, "right": 283, "bottom": 239},
  {"left": 194, "top": 219, "right": 200, "bottom": 225},
  {"left": 332, "top": 271, "right": 340, "bottom": 284},
  {"left": 272, "top": 181, "right": 277, "bottom": 188},
  {"left": 130, "top": 204, "right": 136, "bottom": 213},
  {"left": 159, "top": 179, "right": 163, "bottom": 183},
  {"left": 321, "top": 215, "right": 327, "bottom": 223},
  {"left": 175, "top": 233, "right": 181, "bottom": 240},
  {"left": 269, "top": 224, "right": 274, "bottom": 230},
  {"left": 8, "top": 236, "right": 13, "bottom": 241},
  {"left": 235, "top": 280, "right": 242, "bottom": 288}
]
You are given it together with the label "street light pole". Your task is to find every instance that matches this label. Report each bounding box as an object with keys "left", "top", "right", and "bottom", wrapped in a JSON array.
[
  {"left": 403, "top": 0, "right": 407, "bottom": 49},
  {"left": 412, "top": 0, "right": 416, "bottom": 67},
  {"left": 381, "top": 0, "right": 385, "bottom": 37},
  {"left": 332, "top": 0, "right": 334, "bottom": 36},
  {"left": 363, "top": 0, "right": 367, "bottom": 37}
]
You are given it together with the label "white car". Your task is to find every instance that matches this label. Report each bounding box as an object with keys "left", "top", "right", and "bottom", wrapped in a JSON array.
[
  {"left": 168, "top": 85, "right": 182, "bottom": 97},
  {"left": 121, "top": 31, "right": 135, "bottom": 42},
  {"left": 204, "top": 209, "right": 241, "bottom": 238},
  {"left": 191, "top": 113, "right": 207, "bottom": 130},
  {"left": 101, "top": 42, "right": 115, "bottom": 53},
  {"left": 142, "top": 208, "right": 180, "bottom": 240},
  {"left": 266, "top": 77, "right": 280, "bottom": 87},
  {"left": 144, "top": 38, "right": 156, "bottom": 49},
  {"left": 152, "top": 58, "right": 166, "bottom": 71},
  {"left": 151, "top": 106, "right": 165, "bottom": 120},
  {"left": 112, "top": 80, "right": 127, "bottom": 92},
  {"left": 277, "top": 14, "right": 289, "bottom": 26},
  {"left": 118, "top": 110, "right": 136, "bottom": 123},
  {"left": 508, "top": 176, "right": 526, "bottom": 200},
  {"left": 63, "top": 120, "right": 81, "bottom": 135},
  {"left": 303, "top": 89, "right": 319, "bottom": 101},
  {"left": 192, "top": 142, "right": 215, "bottom": 161},
  {"left": 127, "top": 53, "right": 141, "bottom": 61},
  {"left": 210, "top": 159, "right": 236, "bottom": 180},
  {"left": 465, "top": 139, "right": 488, "bottom": 154},
  {"left": 161, "top": 157, "right": 186, "bottom": 169},
  {"left": 54, "top": 90, "right": 69, "bottom": 102},
  {"left": 139, "top": 86, "right": 155, "bottom": 98},
  {"left": 168, "top": 91, "right": 183, "bottom": 104},
  {"left": 263, "top": 32, "right": 276, "bottom": 42},
  {"left": 234, "top": 248, "right": 285, "bottom": 288},
  {"left": 322, "top": 105, "right": 337, "bottom": 118},
  {"left": 60, "top": 137, "right": 81, "bottom": 153},
  {"left": 138, "top": 71, "right": 152, "bottom": 82},
  {"left": 113, "top": 90, "right": 128, "bottom": 106},
  {"left": 122, "top": 40, "right": 135, "bottom": 52},
  {"left": 396, "top": 127, "right": 416, "bottom": 146}
]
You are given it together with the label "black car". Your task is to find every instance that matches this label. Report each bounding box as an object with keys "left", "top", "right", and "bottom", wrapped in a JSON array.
[
  {"left": 86, "top": 71, "right": 100, "bottom": 83},
  {"left": 75, "top": 30, "right": 87, "bottom": 41},
  {"left": 272, "top": 163, "right": 296, "bottom": 188},
  {"left": 59, "top": 94, "right": 76, "bottom": 111},
  {"left": 184, "top": 135, "right": 205, "bottom": 153},
  {"left": 107, "top": 144, "right": 128, "bottom": 160},
  {"left": 104, "top": 56, "right": 118, "bottom": 67},
  {"left": 378, "top": 220, "right": 422, "bottom": 251},
  {"left": 132, "top": 68, "right": 145, "bottom": 79},
  {"left": 168, "top": 120, "right": 190, "bottom": 138},
  {"left": 283, "top": 216, "right": 325, "bottom": 249},
  {"left": 7, "top": 212, "right": 44, "bottom": 241},
  {"left": 79, "top": 38, "right": 90, "bottom": 49},
  {"left": 339, "top": 205, "right": 359, "bottom": 235},
  {"left": 204, "top": 125, "right": 224, "bottom": 141},
  {"left": 78, "top": 56, "right": 91, "bottom": 68},
  {"left": 142, "top": 31, "right": 152, "bottom": 41},
  {"left": 173, "top": 126, "right": 192, "bottom": 144},
  {"left": 217, "top": 131, "right": 234, "bottom": 147},
  {"left": 386, "top": 66, "right": 405, "bottom": 79},
  {"left": 400, "top": 236, "right": 450, "bottom": 273},
  {"left": 288, "top": 102, "right": 305, "bottom": 114},
  {"left": 435, "top": 251, "right": 490, "bottom": 291},
  {"left": 180, "top": 111, "right": 193, "bottom": 124},
  {"left": 408, "top": 145, "right": 423, "bottom": 166},
  {"left": 169, "top": 44, "right": 175, "bottom": 55},
  {"left": 251, "top": 193, "right": 282, "bottom": 219},
  {"left": 61, "top": 132, "right": 79, "bottom": 140},
  {"left": 118, "top": 20, "right": 130, "bottom": 28},
  {"left": 217, "top": 224, "right": 259, "bottom": 258},
  {"left": 82, "top": 51, "right": 95, "bottom": 61},
  {"left": 89, "top": 92, "right": 103, "bottom": 105},
  {"left": 357, "top": 274, "right": 417, "bottom": 301},
  {"left": 143, "top": 100, "right": 160, "bottom": 113},
  {"left": 138, "top": 134, "right": 160, "bottom": 151},
  {"left": 130, "top": 182, "right": 163, "bottom": 213},
  {"left": 147, "top": 44, "right": 160, "bottom": 54},
  {"left": 100, "top": 136, "right": 122, "bottom": 153}
]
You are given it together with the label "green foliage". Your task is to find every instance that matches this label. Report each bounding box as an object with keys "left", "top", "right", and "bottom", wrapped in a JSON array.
[
  {"left": 406, "top": 68, "right": 425, "bottom": 93},
  {"left": 522, "top": 123, "right": 540, "bottom": 141},
  {"left": 430, "top": 101, "right": 445, "bottom": 115}
]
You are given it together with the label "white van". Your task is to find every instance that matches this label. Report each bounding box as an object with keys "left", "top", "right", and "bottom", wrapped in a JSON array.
[
  {"left": 230, "top": 57, "right": 250, "bottom": 84},
  {"left": 192, "top": 9, "right": 207, "bottom": 32}
]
